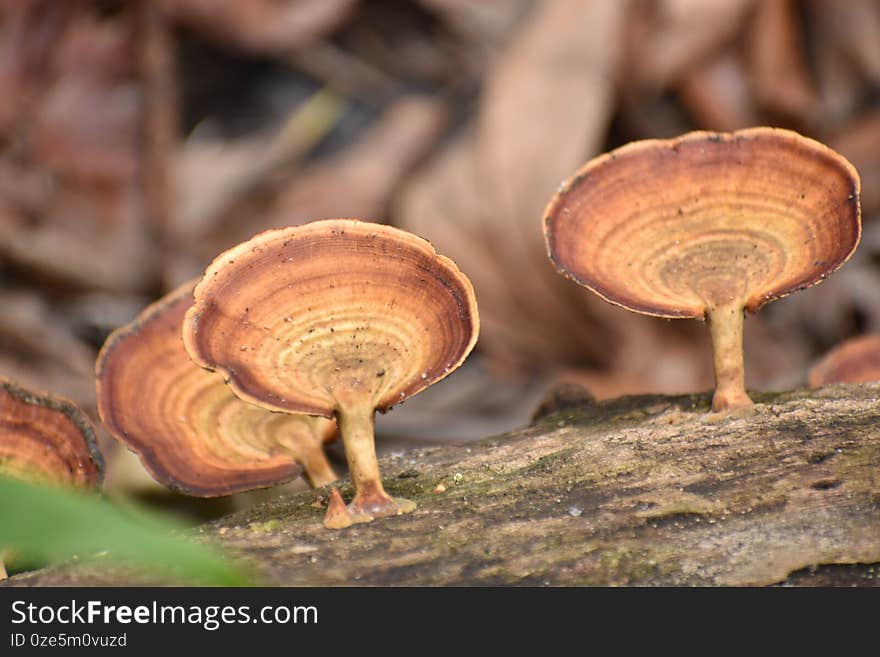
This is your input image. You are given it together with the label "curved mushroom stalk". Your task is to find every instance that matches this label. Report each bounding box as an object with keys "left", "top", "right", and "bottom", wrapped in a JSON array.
[
  {"left": 285, "top": 432, "right": 337, "bottom": 489},
  {"left": 706, "top": 302, "right": 752, "bottom": 412},
  {"left": 183, "top": 219, "right": 479, "bottom": 529},
  {"left": 265, "top": 414, "right": 338, "bottom": 488},
  {"left": 332, "top": 403, "right": 415, "bottom": 527},
  {"left": 544, "top": 127, "right": 861, "bottom": 414}
]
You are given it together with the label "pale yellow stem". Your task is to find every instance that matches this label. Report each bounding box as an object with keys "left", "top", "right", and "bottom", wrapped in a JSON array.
[
  {"left": 332, "top": 402, "right": 415, "bottom": 525},
  {"left": 299, "top": 442, "right": 337, "bottom": 489},
  {"left": 335, "top": 404, "right": 391, "bottom": 508},
  {"left": 706, "top": 302, "right": 753, "bottom": 413},
  {"left": 277, "top": 427, "right": 337, "bottom": 488}
]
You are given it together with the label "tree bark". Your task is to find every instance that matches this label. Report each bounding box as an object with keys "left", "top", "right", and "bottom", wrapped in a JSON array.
[{"left": 5, "top": 384, "right": 880, "bottom": 586}]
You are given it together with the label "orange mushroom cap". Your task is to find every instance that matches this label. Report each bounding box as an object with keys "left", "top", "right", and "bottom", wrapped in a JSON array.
[
  {"left": 96, "top": 281, "right": 337, "bottom": 497},
  {"left": 182, "top": 219, "right": 480, "bottom": 417},
  {"left": 0, "top": 378, "right": 103, "bottom": 488},
  {"left": 543, "top": 127, "right": 861, "bottom": 318},
  {"left": 808, "top": 333, "right": 880, "bottom": 387}
]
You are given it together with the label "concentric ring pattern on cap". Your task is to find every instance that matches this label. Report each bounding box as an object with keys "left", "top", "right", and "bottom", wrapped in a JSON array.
[{"left": 544, "top": 127, "right": 861, "bottom": 317}]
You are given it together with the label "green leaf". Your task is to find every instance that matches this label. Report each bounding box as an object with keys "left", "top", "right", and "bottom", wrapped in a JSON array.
[{"left": 0, "top": 476, "right": 250, "bottom": 586}]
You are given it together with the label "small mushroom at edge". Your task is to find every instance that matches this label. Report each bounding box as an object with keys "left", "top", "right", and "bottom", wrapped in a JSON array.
[
  {"left": 96, "top": 280, "right": 338, "bottom": 497},
  {"left": 182, "top": 219, "right": 479, "bottom": 528},
  {"left": 808, "top": 333, "right": 880, "bottom": 388},
  {"left": 0, "top": 377, "right": 104, "bottom": 577},
  {"left": 544, "top": 127, "right": 861, "bottom": 413}
]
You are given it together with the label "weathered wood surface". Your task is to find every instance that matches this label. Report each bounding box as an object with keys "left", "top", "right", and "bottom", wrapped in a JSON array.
[{"left": 5, "top": 384, "right": 880, "bottom": 586}]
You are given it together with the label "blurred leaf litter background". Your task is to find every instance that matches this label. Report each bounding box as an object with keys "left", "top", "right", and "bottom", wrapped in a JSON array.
[{"left": 1, "top": 0, "right": 879, "bottom": 515}]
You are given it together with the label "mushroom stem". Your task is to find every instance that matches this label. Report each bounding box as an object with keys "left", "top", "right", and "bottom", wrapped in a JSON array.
[
  {"left": 298, "top": 443, "right": 337, "bottom": 489},
  {"left": 335, "top": 404, "right": 415, "bottom": 523},
  {"left": 276, "top": 428, "right": 337, "bottom": 488},
  {"left": 337, "top": 404, "right": 385, "bottom": 498},
  {"left": 323, "top": 487, "right": 353, "bottom": 529},
  {"left": 706, "top": 302, "right": 753, "bottom": 413},
  {"left": 0, "top": 552, "right": 7, "bottom": 580}
]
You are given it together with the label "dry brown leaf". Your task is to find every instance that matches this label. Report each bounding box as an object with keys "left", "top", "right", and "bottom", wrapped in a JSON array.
[
  {"left": 747, "top": 0, "right": 816, "bottom": 124},
  {"left": 164, "top": 95, "right": 445, "bottom": 284},
  {"left": 0, "top": 2, "right": 158, "bottom": 292},
  {"left": 417, "top": 0, "right": 533, "bottom": 48},
  {"left": 394, "top": 2, "right": 711, "bottom": 397},
  {"left": 138, "top": 1, "right": 178, "bottom": 242},
  {"left": 397, "top": 0, "right": 721, "bottom": 395},
  {"left": 271, "top": 95, "right": 446, "bottom": 218},
  {"left": 0, "top": 0, "right": 81, "bottom": 131},
  {"left": 627, "top": 0, "right": 755, "bottom": 90},
  {"left": 478, "top": 0, "right": 626, "bottom": 224},
  {"left": 0, "top": 288, "right": 96, "bottom": 413},
  {"left": 397, "top": 0, "right": 808, "bottom": 404},
  {"left": 199, "top": 95, "right": 446, "bottom": 257},
  {"left": 762, "top": 221, "right": 880, "bottom": 366},
  {"left": 808, "top": 23, "right": 863, "bottom": 128},
  {"left": 473, "top": 0, "right": 632, "bottom": 368},
  {"left": 172, "top": 89, "right": 343, "bottom": 242},
  {"left": 810, "top": 0, "right": 880, "bottom": 85},
  {"left": 395, "top": 132, "right": 558, "bottom": 368},
  {"left": 173, "top": 136, "right": 272, "bottom": 240},
  {"left": 158, "top": 0, "right": 359, "bottom": 55},
  {"left": 679, "top": 49, "right": 759, "bottom": 131},
  {"left": 829, "top": 111, "right": 880, "bottom": 217}
]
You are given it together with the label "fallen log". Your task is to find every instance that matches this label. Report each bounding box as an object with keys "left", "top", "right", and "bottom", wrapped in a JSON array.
[{"left": 5, "top": 384, "right": 880, "bottom": 586}]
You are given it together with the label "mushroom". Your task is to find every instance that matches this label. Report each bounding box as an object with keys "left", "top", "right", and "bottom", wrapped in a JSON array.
[
  {"left": 182, "top": 219, "right": 479, "bottom": 527},
  {"left": 0, "top": 377, "right": 103, "bottom": 488},
  {"left": 96, "top": 281, "right": 338, "bottom": 497},
  {"left": 0, "top": 377, "right": 104, "bottom": 577},
  {"left": 808, "top": 334, "right": 880, "bottom": 387},
  {"left": 544, "top": 127, "right": 861, "bottom": 412}
]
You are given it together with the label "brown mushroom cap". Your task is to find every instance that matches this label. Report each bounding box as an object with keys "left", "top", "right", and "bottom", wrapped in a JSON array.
[
  {"left": 96, "top": 282, "right": 337, "bottom": 497},
  {"left": 544, "top": 127, "right": 861, "bottom": 317},
  {"left": 0, "top": 378, "right": 103, "bottom": 488},
  {"left": 182, "top": 219, "right": 479, "bottom": 417},
  {"left": 808, "top": 334, "right": 880, "bottom": 387}
]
